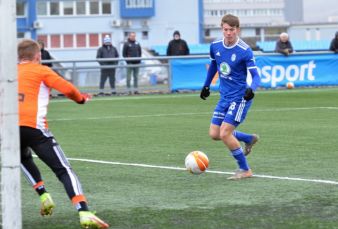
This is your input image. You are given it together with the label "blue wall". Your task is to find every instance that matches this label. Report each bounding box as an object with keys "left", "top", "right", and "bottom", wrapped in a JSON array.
[{"left": 17, "top": 0, "right": 37, "bottom": 39}]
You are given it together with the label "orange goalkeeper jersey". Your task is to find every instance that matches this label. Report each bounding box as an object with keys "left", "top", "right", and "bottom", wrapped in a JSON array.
[{"left": 18, "top": 62, "right": 83, "bottom": 129}]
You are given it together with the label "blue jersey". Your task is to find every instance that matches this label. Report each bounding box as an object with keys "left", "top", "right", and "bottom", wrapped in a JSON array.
[{"left": 209, "top": 38, "right": 258, "bottom": 100}]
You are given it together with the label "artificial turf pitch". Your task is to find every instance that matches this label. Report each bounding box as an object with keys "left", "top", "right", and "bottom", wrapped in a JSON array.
[{"left": 22, "top": 87, "right": 338, "bottom": 229}]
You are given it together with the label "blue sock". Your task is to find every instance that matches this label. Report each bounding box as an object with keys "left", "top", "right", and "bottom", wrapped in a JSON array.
[
  {"left": 233, "top": 131, "right": 253, "bottom": 144},
  {"left": 231, "top": 147, "right": 250, "bottom": 171}
]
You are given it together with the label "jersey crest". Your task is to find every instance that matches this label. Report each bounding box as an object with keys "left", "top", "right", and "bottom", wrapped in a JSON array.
[{"left": 231, "top": 53, "right": 236, "bottom": 62}]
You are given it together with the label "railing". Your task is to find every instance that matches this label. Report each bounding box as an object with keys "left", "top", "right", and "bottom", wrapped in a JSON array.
[
  {"left": 44, "top": 55, "right": 212, "bottom": 94},
  {"left": 41, "top": 51, "right": 336, "bottom": 94},
  {"left": 43, "top": 56, "right": 173, "bottom": 94}
]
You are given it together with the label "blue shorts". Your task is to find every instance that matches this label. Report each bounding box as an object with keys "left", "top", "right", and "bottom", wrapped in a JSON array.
[{"left": 211, "top": 98, "right": 253, "bottom": 127}]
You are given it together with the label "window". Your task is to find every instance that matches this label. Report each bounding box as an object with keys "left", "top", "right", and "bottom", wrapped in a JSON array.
[
  {"left": 315, "top": 28, "right": 320, "bottom": 40},
  {"left": 220, "top": 10, "right": 227, "bottom": 16},
  {"left": 63, "top": 34, "right": 74, "bottom": 48},
  {"left": 35, "top": 0, "right": 114, "bottom": 17},
  {"left": 253, "top": 9, "right": 267, "bottom": 16},
  {"left": 142, "top": 31, "right": 148, "bottom": 40},
  {"left": 16, "top": 2, "right": 25, "bottom": 16},
  {"left": 89, "top": 34, "right": 99, "bottom": 47},
  {"left": 37, "top": 35, "right": 48, "bottom": 47},
  {"left": 50, "top": 2, "right": 60, "bottom": 15},
  {"left": 50, "top": 34, "right": 61, "bottom": 48},
  {"left": 37, "top": 2, "right": 47, "bottom": 16},
  {"left": 76, "top": 1, "right": 86, "bottom": 15},
  {"left": 76, "top": 34, "right": 86, "bottom": 47},
  {"left": 17, "top": 32, "right": 25, "bottom": 38},
  {"left": 102, "top": 0, "right": 111, "bottom": 14},
  {"left": 63, "top": 1, "right": 74, "bottom": 15},
  {"left": 265, "top": 27, "right": 284, "bottom": 36},
  {"left": 90, "top": 0, "right": 99, "bottom": 14},
  {"left": 36, "top": 34, "right": 119, "bottom": 49},
  {"left": 255, "top": 28, "right": 261, "bottom": 36},
  {"left": 126, "top": 0, "right": 153, "bottom": 8},
  {"left": 205, "top": 29, "right": 210, "bottom": 37},
  {"left": 270, "top": 9, "right": 282, "bottom": 16},
  {"left": 305, "top": 29, "right": 311, "bottom": 40},
  {"left": 211, "top": 10, "right": 218, "bottom": 16}
]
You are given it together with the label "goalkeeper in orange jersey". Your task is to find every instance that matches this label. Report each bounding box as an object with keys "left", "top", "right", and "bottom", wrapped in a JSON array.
[{"left": 18, "top": 39, "right": 109, "bottom": 229}]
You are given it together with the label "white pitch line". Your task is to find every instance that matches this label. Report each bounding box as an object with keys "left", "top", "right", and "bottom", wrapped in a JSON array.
[
  {"left": 68, "top": 157, "right": 338, "bottom": 185},
  {"left": 50, "top": 93, "right": 201, "bottom": 103},
  {"left": 48, "top": 107, "right": 338, "bottom": 122},
  {"left": 50, "top": 87, "right": 338, "bottom": 103},
  {"left": 48, "top": 112, "right": 209, "bottom": 122},
  {"left": 255, "top": 107, "right": 338, "bottom": 111}
]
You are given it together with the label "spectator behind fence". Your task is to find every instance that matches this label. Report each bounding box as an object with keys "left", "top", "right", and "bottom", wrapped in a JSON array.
[
  {"left": 123, "top": 32, "right": 142, "bottom": 94},
  {"left": 275, "top": 32, "right": 293, "bottom": 56},
  {"left": 96, "top": 35, "right": 119, "bottom": 95},
  {"left": 166, "top": 30, "right": 190, "bottom": 56},
  {"left": 37, "top": 40, "right": 53, "bottom": 67},
  {"left": 329, "top": 31, "right": 338, "bottom": 53}
]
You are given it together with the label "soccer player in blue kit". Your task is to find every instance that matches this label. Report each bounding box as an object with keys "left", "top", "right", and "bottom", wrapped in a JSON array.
[{"left": 200, "top": 14, "right": 261, "bottom": 180}]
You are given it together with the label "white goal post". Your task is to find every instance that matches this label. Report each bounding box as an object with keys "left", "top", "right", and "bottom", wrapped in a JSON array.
[{"left": 0, "top": 0, "right": 22, "bottom": 228}]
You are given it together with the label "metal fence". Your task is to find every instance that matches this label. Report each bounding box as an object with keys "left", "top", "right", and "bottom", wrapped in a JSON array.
[
  {"left": 43, "top": 51, "right": 334, "bottom": 95},
  {"left": 44, "top": 56, "right": 176, "bottom": 95}
]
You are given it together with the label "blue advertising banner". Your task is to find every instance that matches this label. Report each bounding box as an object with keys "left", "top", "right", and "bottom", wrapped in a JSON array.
[
  {"left": 170, "top": 58, "right": 210, "bottom": 91},
  {"left": 170, "top": 53, "right": 338, "bottom": 91},
  {"left": 256, "top": 53, "right": 338, "bottom": 88}
]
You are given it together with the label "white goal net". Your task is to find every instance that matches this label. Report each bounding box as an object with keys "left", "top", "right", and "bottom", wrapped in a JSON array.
[{"left": 0, "top": 0, "right": 22, "bottom": 228}]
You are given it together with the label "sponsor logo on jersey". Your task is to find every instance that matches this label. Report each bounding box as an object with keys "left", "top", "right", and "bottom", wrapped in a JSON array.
[
  {"left": 220, "top": 62, "right": 231, "bottom": 76},
  {"left": 216, "top": 51, "right": 221, "bottom": 56}
]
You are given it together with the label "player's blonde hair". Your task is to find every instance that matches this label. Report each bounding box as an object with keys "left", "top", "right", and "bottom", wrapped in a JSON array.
[
  {"left": 18, "top": 39, "right": 40, "bottom": 61},
  {"left": 221, "top": 14, "right": 240, "bottom": 28}
]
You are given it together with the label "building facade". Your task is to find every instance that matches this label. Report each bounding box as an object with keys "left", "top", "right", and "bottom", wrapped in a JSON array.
[
  {"left": 203, "top": 0, "right": 337, "bottom": 45},
  {"left": 16, "top": 0, "right": 338, "bottom": 55},
  {"left": 203, "top": 0, "right": 293, "bottom": 45},
  {"left": 16, "top": 0, "right": 203, "bottom": 60}
]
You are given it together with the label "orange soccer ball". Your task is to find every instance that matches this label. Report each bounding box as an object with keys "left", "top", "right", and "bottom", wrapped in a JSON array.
[
  {"left": 286, "top": 82, "right": 295, "bottom": 89},
  {"left": 185, "top": 151, "right": 209, "bottom": 175}
]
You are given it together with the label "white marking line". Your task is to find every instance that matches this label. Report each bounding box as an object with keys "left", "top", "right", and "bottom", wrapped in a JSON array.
[
  {"left": 257, "top": 107, "right": 338, "bottom": 111},
  {"left": 50, "top": 88, "right": 338, "bottom": 103},
  {"left": 48, "top": 107, "right": 338, "bottom": 122},
  {"left": 49, "top": 112, "right": 209, "bottom": 121},
  {"left": 50, "top": 94, "right": 200, "bottom": 103},
  {"left": 68, "top": 157, "right": 338, "bottom": 185}
]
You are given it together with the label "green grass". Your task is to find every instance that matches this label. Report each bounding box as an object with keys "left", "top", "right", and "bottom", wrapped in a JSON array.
[{"left": 22, "top": 87, "right": 338, "bottom": 229}]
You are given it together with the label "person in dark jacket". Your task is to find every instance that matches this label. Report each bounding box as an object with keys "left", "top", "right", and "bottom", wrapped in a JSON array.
[
  {"left": 275, "top": 32, "right": 293, "bottom": 56},
  {"left": 122, "top": 32, "right": 142, "bottom": 94},
  {"left": 166, "top": 30, "right": 190, "bottom": 56},
  {"left": 38, "top": 40, "right": 53, "bottom": 67},
  {"left": 96, "top": 35, "right": 119, "bottom": 95},
  {"left": 329, "top": 31, "right": 338, "bottom": 53}
]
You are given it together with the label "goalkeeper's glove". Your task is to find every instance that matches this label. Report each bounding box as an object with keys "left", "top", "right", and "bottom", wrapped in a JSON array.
[
  {"left": 200, "top": 86, "right": 210, "bottom": 100},
  {"left": 77, "top": 93, "right": 92, "bottom": 104},
  {"left": 243, "top": 88, "right": 254, "bottom": 101}
]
